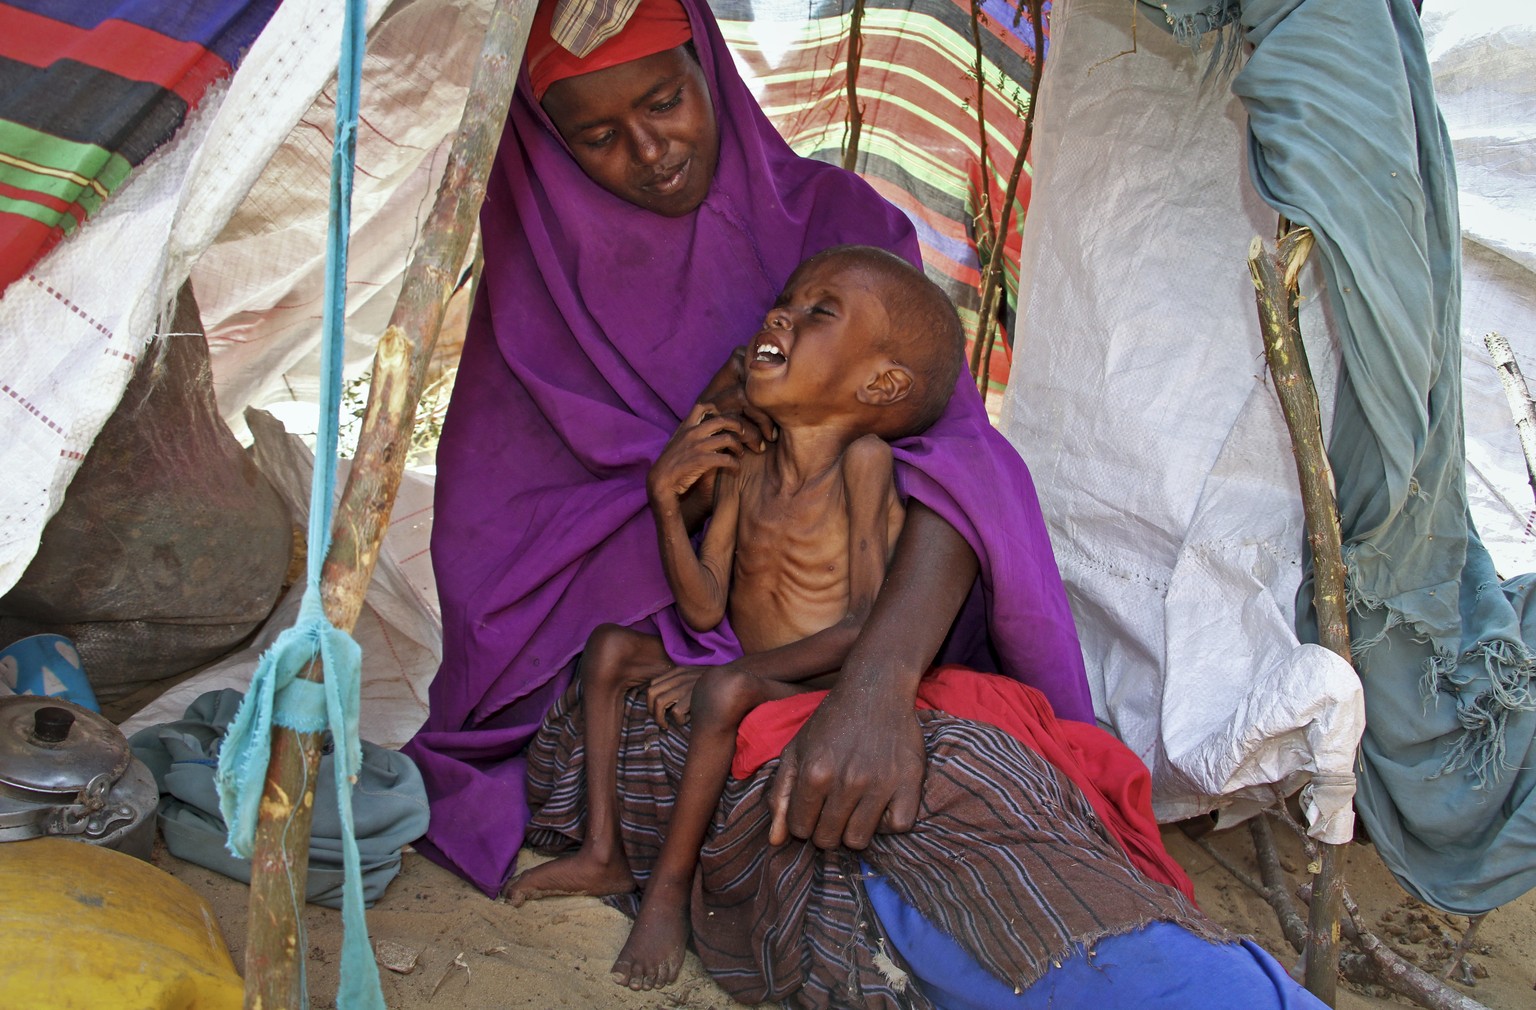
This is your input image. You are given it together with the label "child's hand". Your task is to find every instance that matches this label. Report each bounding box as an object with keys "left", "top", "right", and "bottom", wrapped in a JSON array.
[
  {"left": 648, "top": 402, "right": 750, "bottom": 505},
  {"left": 646, "top": 666, "right": 704, "bottom": 728}
]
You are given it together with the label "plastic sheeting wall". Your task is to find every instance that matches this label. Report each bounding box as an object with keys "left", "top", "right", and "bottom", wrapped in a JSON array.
[
  {"left": 1000, "top": 0, "right": 1535, "bottom": 837},
  {"left": 0, "top": 0, "right": 411, "bottom": 597}
]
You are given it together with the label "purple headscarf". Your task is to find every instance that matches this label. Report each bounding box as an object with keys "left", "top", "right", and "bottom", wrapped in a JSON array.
[{"left": 402, "top": 0, "right": 1091, "bottom": 896}]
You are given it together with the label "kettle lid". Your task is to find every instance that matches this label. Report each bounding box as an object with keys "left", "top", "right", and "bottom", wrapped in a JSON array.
[{"left": 0, "top": 695, "right": 130, "bottom": 795}]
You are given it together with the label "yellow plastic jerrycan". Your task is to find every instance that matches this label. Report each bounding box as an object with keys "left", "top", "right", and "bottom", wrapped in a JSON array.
[{"left": 0, "top": 836, "right": 242, "bottom": 1009}]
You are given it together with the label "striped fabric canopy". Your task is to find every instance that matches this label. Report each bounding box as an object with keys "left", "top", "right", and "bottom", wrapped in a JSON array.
[
  {"left": 715, "top": 0, "right": 1047, "bottom": 396},
  {"left": 0, "top": 0, "right": 278, "bottom": 294},
  {"left": 2, "top": 0, "right": 1043, "bottom": 398}
]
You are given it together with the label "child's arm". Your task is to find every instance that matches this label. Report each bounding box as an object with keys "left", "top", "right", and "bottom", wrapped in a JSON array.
[
  {"left": 727, "top": 434, "right": 897, "bottom": 684},
  {"left": 648, "top": 404, "right": 743, "bottom": 631}
]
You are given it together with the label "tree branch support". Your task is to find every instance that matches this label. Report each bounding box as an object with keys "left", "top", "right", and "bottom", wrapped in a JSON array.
[
  {"left": 241, "top": 1, "right": 536, "bottom": 1005},
  {"left": 1249, "top": 225, "right": 1350, "bottom": 1005},
  {"left": 1483, "top": 331, "right": 1536, "bottom": 506},
  {"left": 841, "top": 0, "right": 866, "bottom": 171},
  {"left": 1244, "top": 816, "right": 1493, "bottom": 1010},
  {"left": 972, "top": 0, "right": 1044, "bottom": 397}
]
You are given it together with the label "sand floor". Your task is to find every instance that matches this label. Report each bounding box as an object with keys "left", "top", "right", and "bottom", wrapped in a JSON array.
[{"left": 156, "top": 815, "right": 1536, "bottom": 1010}]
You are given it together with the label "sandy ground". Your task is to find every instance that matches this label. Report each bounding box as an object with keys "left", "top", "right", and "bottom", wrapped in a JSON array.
[{"left": 153, "top": 814, "right": 1536, "bottom": 1010}]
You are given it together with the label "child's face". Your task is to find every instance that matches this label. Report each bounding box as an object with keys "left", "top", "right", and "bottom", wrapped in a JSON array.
[{"left": 745, "top": 257, "right": 891, "bottom": 419}]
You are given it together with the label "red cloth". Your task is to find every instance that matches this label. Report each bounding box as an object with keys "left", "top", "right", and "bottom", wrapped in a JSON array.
[
  {"left": 732, "top": 664, "right": 1196, "bottom": 901},
  {"left": 527, "top": 0, "right": 693, "bottom": 100}
]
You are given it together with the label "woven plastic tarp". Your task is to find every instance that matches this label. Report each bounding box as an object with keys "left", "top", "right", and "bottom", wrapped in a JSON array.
[{"left": 1002, "top": 0, "right": 1536, "bottom": 911}]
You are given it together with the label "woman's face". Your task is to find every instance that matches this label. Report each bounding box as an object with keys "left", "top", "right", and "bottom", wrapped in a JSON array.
[{"left": 542, "top": 45, "right": 719, "bottom": 217}]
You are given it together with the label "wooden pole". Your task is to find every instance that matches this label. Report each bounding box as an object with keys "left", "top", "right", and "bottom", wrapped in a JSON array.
[
  {"left": 975, "top": 0, "right": 1044, "bottom": 398},
  {"left": 241, "top": 2, "right": 536, "bottom": 1005},
  {"left": 1482, "top": 331, "right": 1536, "bottom": 506},
  {"left": 1248, "top": 226, "right": 1351, "bottom": 1006},
  {"left": 967, "top": 0, "right": 996, "bottom": 247},
  {"left": 964, "top": 0, "right": 998, "bottom": 381},
  {"left": 244, "top": 710, "right": 325, "bottom": 1010},
  {"left": 841, "top": 0, "right": 866, "bottom": 172},
  {"left": 1245, "top": 817, "right": 1492, "bottom": 1010}
]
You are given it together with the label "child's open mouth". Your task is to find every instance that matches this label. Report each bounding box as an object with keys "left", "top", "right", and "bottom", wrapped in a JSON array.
[{"left": 751, "top": 340, "right": 787, "bottom": 367}]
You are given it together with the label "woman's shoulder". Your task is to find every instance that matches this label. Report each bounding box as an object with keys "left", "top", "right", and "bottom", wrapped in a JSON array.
[
  {"left": 773, "top": 151, "right": 885, "bottom": 208},
  {"left": 766, "top": 154, "right": 921, "bottom": 263}
]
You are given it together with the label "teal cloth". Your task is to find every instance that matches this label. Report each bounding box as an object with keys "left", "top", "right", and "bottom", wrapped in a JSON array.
[
  {"left": 128, "top": 688, "right": 430, "bottom": 908},
  {"left": 1142, "top": 0, "right": 1536, "bottom": 913},
  {"left": 205, "top": 0, "right": 389, "bottom": 1003}
]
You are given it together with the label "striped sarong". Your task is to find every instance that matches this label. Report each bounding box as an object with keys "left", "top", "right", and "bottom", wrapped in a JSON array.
[
  {"left": 0, "top": 0, "right": 278, "bottom": 294},
  {"left": 525, "top": 684, "right": 1224, "bottom": 1008}
]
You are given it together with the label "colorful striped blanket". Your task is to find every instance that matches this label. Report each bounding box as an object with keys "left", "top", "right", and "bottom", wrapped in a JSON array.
[
  {"left": 715, "top": 0, "right": 1048, "bottom": 398},
  {"left": 525, "top": 669, "right": 1222, "bottom": 1008},
  {"left": 0, "top": 0, "right": 277, "bottom": 295}
]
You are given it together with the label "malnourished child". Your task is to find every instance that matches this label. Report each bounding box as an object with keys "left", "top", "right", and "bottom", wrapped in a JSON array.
[{"left": 506, "top": 244, "right": 963, "bottom": 989}]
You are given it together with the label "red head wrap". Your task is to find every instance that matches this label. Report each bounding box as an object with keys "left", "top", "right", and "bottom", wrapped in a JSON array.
[{"left": 526, "top": 0, "right": 695, "bottom": 102}]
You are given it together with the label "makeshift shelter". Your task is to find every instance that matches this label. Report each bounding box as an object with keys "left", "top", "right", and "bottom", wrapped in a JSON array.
[
  {"left": 1002, "top": 0, "right": 1536, "bottom": 917},
  {"left": 1, "top": 0, "right": 1533, "bottom": 988}
]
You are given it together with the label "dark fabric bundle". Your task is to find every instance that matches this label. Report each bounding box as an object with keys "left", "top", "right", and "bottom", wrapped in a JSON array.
[{"left": 0, "top": 286, "right": 291, "bottom": 705}]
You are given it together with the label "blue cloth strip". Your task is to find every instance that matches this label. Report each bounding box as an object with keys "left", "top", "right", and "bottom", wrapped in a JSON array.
[{"left": 213, "top": 2, "right": 383, "bottom": 1008}]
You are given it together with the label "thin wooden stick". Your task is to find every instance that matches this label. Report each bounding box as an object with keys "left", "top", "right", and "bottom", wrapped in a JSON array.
[
  {"left": 1179, "top": 821, "right": 1265, "bottom": 898},
  {"left": 1482, "top": 332, "right": 1536, "bottom": 506},
  {"left": 1443, "top": 912, "right": 1488, "bottom": 983},
  {"left": 841, "top": 0, "right": 866, "bottom": 172},
  {"left": 1250, "top": 816, "right": 1311, "bottom": 952},
  {"left": 1338, "top": 896, "right": 1492, "bottom": 1010},
  {"left": 1247, "top": 815, "right": 1494, "bottom": 1010},
  {"left": 1251, "top": 228, "right": 1349, "bottom": 664},
  {"left": 965, "top": 0, "right": 998, "bottom": 381},
  {"left": 1304, "top": 842, "right": 1346, "bottom": 1003},
  {"left": 1249, "top": 226, "right": 1349, "bottom": 1006},
  {"left": 242, "top": 2, "right": 535, "bottom": 1005},
  {"left": 968, "top": 0, "right": 997, "bottom": 255},
  {"left": 975, "top": 0, "right": 1044, "bottom": 397}
]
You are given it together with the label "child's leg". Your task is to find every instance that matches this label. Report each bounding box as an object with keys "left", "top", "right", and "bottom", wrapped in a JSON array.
[
  {"left": 505, "top": 624, "right": 674, "bottom": 906},
  {"left": 612, "top": 667, "right": 811, "bottom": 989}
]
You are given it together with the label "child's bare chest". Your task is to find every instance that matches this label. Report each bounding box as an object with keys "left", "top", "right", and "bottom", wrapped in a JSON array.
[{"left": 729, "top": 468, "right": 852, "bottom": 649}]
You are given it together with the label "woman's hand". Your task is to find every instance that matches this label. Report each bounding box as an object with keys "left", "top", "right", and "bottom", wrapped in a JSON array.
[
  {"left": 767, "top": 684, "right": 925, "bottom": 848},
  {"left": 766, "top": 503, "right": 979, "bottom": 849},
  {"left": 647, "top": 666, "right": 705, "bottom": 728}
]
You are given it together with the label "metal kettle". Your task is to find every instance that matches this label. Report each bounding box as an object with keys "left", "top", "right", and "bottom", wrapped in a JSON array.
[{"left": 0, "top": 695, "right": 156, "bottom": 859}]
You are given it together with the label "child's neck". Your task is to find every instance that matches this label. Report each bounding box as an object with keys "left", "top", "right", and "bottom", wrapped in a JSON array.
[{"left": 764, "top": 419, "right": 867, "bottom": 491}]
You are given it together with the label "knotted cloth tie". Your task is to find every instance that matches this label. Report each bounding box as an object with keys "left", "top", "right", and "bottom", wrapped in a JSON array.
[{"left": 214, "top": 1, "right": 384, "bottom": 1006}]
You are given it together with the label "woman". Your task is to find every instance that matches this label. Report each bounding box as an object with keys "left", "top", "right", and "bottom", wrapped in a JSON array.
[
  {"left": 404, "top": 2, "right": 1335, "bottom": 1006},
  {"left": 402, "top": 0, "right": 1092, "bottom": 899}
]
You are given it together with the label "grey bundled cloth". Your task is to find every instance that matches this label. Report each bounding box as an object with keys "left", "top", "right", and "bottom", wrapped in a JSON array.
[{"left": 129, "top": 688, "right": 430, "bottom": 908}]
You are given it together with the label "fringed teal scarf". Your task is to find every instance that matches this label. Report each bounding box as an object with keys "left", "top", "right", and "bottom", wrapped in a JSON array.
[{"left": 1140, "top": 0, "right": 1536, "bottom": 914}]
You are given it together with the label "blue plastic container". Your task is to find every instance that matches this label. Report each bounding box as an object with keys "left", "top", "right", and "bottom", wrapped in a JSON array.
[{"left": 0, "top": 634, "right": 98, "bottom": 712}]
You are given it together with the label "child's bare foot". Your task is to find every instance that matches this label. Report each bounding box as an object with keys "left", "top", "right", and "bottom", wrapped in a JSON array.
[
  {"left": 502, "top": 849, "right": 634, "bottom": 907},
  {"left": 610, "top": 881, "right": 691, "bottom": 990}
]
